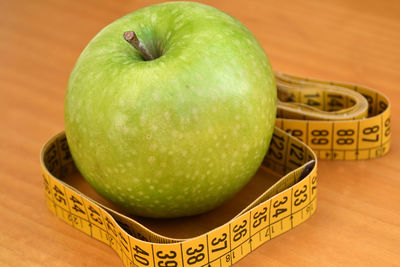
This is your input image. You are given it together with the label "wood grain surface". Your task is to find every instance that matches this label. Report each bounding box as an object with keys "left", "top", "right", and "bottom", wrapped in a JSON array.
[{"left": 1, "top": 0, "right": 400, "bottom": 266}]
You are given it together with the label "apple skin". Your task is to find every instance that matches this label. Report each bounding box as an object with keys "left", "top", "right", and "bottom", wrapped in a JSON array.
[{"left": 65, "top": 1, "right": 276, "bottom": 218}]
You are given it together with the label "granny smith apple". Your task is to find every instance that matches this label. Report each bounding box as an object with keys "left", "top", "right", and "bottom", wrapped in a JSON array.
[{"left": 64, "top": 1, "right": 276, "bottom": 218}]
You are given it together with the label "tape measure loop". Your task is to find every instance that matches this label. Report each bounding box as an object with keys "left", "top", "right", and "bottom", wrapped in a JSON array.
[
  {"left": 40, "top": 71, "right": 391, "bottom": 265},
  {"left": 275, "top": 72, "right": 391, "bottom": 160}
]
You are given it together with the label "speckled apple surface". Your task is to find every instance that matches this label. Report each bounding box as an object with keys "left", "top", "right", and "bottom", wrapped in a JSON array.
[{"left": 64, "top": 1, "right": 276, "bottom": 218}]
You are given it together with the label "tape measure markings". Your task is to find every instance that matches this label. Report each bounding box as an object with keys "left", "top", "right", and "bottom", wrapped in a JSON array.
[
  {"left": 43, "top": 174, "right": 316, "bottom": 267},
  {"left": 275, "top": 72, "right": 391, "bottom": 161},
  {"left": 40, "top": 72, "right": 391, "bottom": 266},
  {"left": 275, "top": 107, "right": 391, "bottom": 160},
  {"left": 41, "top": 127, "right": 317, "bottom": 267}
]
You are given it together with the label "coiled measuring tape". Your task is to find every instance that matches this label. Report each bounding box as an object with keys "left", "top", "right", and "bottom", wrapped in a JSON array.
[{"left": 40, "top": 72, "right": 390, "bottom": 266}]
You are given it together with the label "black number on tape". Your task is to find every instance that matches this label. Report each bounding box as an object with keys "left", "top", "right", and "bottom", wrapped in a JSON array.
[
  {"left": 385, "top": 117, "right": 391, "bottom": 137},
  {"left": 311, "top": 176, "right": 317, "bottom": 195},
  {"left": 156, "top": 251, "right": 177, "bottom": 267},
  {"left": 327, "top": 94, "right": 344, "bottom": 110},
  {"left": 362, "top": 125, "right": 379, "bottom": 142},
  {"left": 362, "top": 94, "right": 374, "bottom": 115},
  {"left": 225, "top": 254, "right": 231, "bottom": 262},
  {"left": 268, "top": 133, "right": 285, "bottom": 160},
  {"left": 70, "top": 195, "right": 85, "bottom": 215},
  {"left": 186, "top": 244, "right": 205, "bottom": 265},
  {"left": 252, "top": 207, "right": 268, "bottom": 228},
  {"left": 379, "top": 101, "right": 388, "bottom": 113},
  {"left": 311, "top": 130, "right": 329, "bottom": 145},
  {"left": 45, "top": 144, "right": 59, "bottom": 173},
  {"left": 294, "top": 185, "right": 308, "bottom": 206},
  {"left": 272, "top": 196, "right": 288, "bottom": 218},
  {"left": 105, "top": 217, "right": 117, "bottom": 238},
  {"left": 53, "top": 184, "right": 66, "bottom": 205},
  {"left": 304, "top": 92, "right": 320, "bottom": 106},
  {"left": 265, "top": 227, "right": 270, "bottom": 237},
  {"left": 88, "top": 205, "right": 103, "bottom": 225},
  {"left": 336, "top": 129, "right": 355, "bottom": 145},
  {"left": 68, "top": 214, "right": 79, "bottom": 226},
  {"left": 232, "top": 219, "right": 248, "bottom": 242},
  {"left": 211, "top": 233, "right": 228, "bottom": 253},
  {"left": 306, "top": 203, "right": 313, "bottom": 214},
  {"left": 133, "top": 245, "right": 150, "bottom": 266},
  {"left": 60, "top": 136, "right": 71, "bottom": 161},
  {"left": 289, "top": 143, "right": 304, "bottom": 166}
]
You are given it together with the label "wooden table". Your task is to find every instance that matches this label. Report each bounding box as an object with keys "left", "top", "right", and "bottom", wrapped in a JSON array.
[{"left": 1, "top": 0, "right": 399, "bottom": 266}]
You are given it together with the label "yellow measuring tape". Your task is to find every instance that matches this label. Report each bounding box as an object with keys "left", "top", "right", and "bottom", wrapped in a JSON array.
[{"left": 40, "top": 72, "right": 390, "bottom": 266}]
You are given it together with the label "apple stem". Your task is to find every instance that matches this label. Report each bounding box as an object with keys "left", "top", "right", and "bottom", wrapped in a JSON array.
[{"left": 123, "top": 31, "right": 155, "bottom": 61}]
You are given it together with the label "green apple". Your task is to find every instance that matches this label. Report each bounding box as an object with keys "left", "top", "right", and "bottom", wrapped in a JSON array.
[{"left": 64, "top": 1, "right": 276, "bottom": 218}]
